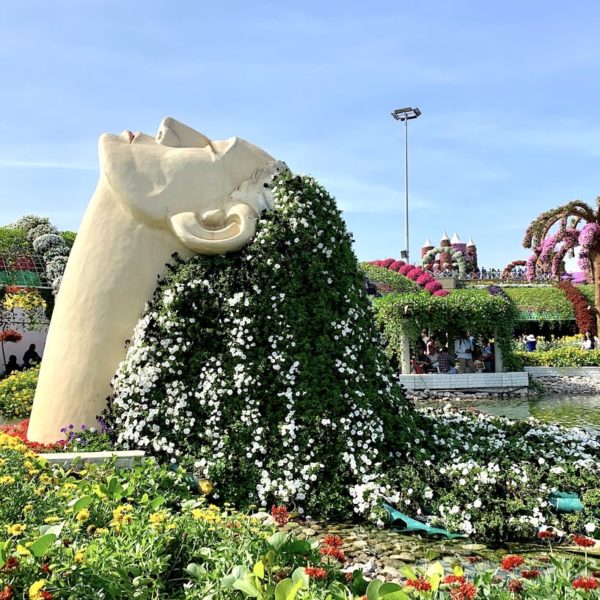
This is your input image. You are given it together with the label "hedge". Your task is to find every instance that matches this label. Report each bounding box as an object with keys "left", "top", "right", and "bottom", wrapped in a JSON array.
[
  {"left": 516, "top": 347, "right": 600, "bottom": 367},
  {"left": 360, "top": 263, "right": 421, "bottom": 294},
  {"left": 503, "top": 287, "right": 574, "bottom": 321}
]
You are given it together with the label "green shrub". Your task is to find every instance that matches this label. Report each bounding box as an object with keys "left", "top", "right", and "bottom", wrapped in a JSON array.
[
  {"left": 359, "top": 263, "right": 421, "bottom": 294},
  {"left": 516, "top": 347, "right": 600, "bottom": 367},
  {"left": 504, "top": 287, "right": 574, "bottom": 321},
  {"left": 578, "top": 284, "right": 596, "bottom": 306},
  {"left": 0, "top": 367, "right": 38, "bottom": 420}
]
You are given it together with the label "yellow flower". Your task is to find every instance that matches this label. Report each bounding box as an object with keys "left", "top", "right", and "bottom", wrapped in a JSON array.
[
  {"left": 28, "top": 579, "right": 48, "bottom": 600},
  {"left": 23, "top": 504, "right": 33, "bottom": 514},
  {"left": 110, "top": 504, "right": 134, "bottom": 530},
  {"left": 94, "top": 527, "right": 108, "bottom": 535},
  {"left": 191, "top": 505, "right": 222, "bottom": 524},
  {"left": 74, "top": 550, "right": 85, "bottom": 563},
  {"left": 76, "top": 508, "right": 90, "bottom": 523},
  {"left": 39, "top": 474, "right": 52, "bottom": 484},
  {"left": 149, "top": 511, "right": 166, "bottom": 526},
  {"left": 0, "top": 475, "right": 15, "bottom": 485},
  {"left": 44, "top": 516, "right": 60, "bottom": 524},
  {"left": 17, "top": 543, "right": 31, "bottom": 556},
  {"left": 6, "top": 523, "right": 26, "bottom": 536},
  {"left": 199, "top": 479, "right": 213, "bottom": 495}
]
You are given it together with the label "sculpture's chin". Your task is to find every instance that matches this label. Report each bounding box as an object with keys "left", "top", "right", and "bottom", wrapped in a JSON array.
[{"left": 170, "top": 204, "right": 258, "bottom": 255}]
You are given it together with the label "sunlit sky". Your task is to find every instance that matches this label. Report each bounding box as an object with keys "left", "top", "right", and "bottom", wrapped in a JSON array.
[{"left": 2, "top": 1, "right": 600, "bottom": 269}]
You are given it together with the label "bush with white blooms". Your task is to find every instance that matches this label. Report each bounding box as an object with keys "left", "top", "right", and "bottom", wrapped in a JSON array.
[{"left": 108, "top": 173, "right": 600, "bottom": 541}]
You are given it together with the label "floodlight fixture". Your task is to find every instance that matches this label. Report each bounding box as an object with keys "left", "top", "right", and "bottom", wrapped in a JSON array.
[
  {"left": 391, "top": 106, "right": 422, "bottom": 263},
  {"left": 391, "top": 107, "right": 422, "bottom": 121}
]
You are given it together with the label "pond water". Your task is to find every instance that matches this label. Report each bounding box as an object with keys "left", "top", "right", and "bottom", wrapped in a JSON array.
[{"left": 439, "top": 394, "right": 600, "bottom": 436}]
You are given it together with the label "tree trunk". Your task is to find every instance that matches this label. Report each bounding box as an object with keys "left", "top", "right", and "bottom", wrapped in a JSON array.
[{"left": 591, "top": 250, "right": 600, "bottom": 336}]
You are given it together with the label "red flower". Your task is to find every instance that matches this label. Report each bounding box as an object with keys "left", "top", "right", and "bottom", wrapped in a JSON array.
[
  {"left": 536, "top": 529, "right": 556, "bottom": 540},
  {"left": 450, "top": 581, "right": 477, "bottom": 600},
  {"left": 0, "top": 330, "right": 22, "bottom": 343},
  {"left": 501, "top": 555, "right": 525, "bottom": 570},
  {"left": 305, "top": 567, "right": 328, "bottom": 580},
  {"left": 443, "top": 575, "right": 466, "bottom": 585},
  {"left": 0, "top": 586, "right": 13, "bottom": 600},
  {"left": 40, "top": 592, "right": 53, "bottom": 600},
  {"left": 0, "top": 419, "right": 66, "bottom": 452},
  {"left": 270, "top": 505, "right": 289, "bottom": 527},
  {"left": 404, "top": 578, "right": 431, "bottom": 591},
  {"left": 322, "top": 534, "right": 343, "bottom": 548},
  {"left": 572, "top": 577, "right": 598, "bottom": 590},
  {"left": 521, "top": 569, "right": 541, "bottom": 579},
  {"left": 319, "top": 546, "right": 346, "bottom": 563},
  {"left": 40, "top": 562, "right": 52, "bottom": 574},
  {"left": 1, "top": 557, "right": 19, "bottom": 572},
  {"left": 507, "top": 579, "right": 523, "bottom": 593},
  {"left": 572, "top": 534, "right": 596, "bottom": 548}
]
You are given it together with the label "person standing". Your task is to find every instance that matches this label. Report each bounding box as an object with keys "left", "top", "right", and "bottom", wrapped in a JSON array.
[
  {"left": 525, "top": 334, "right": 537, "bottom": 352},
  {"left": 454, "top": 332, "right": 474, "bottom": 373},
  {"left": 581, "top": 331, "right": 595, "bottom": 350}
]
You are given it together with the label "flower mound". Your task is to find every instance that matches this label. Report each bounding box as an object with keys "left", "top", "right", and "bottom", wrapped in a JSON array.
[
  {"left": 108, "top": 173, "right": 600, "bottom": 539},
  {"left": 109, "top": 173, "right": 418, "bottom": 519}
]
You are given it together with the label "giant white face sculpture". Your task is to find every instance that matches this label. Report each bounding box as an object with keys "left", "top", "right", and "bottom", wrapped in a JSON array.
[
  {"left": 100, "top": 117, "right": 283, "bottom": 254},
  {"left": 27, "top": 117, "right": 284, "bottom": 443}
]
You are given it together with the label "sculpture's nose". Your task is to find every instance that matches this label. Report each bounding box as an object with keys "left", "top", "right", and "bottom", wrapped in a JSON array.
[{"left": 156, "top": 117, "right": 213, "bottom": 149}]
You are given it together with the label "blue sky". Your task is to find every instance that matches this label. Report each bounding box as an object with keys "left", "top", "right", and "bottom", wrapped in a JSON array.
[{"left": 1, "top": 0, "right": 600, "bottom": 269}]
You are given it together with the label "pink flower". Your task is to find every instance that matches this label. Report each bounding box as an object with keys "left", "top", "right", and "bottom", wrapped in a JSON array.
[
  {"left": 398, "top": 264, "right": 413, "bottom": 275},
  {"left": 389, "top": 261, "right": 404, "bottom": 271},
  {"left": 425, "top": 281, "right": 442, "bottom": 293},
  {"left": 406, "top": 267, "right": 423, "bottom": 280},
  {"left": 433, "top": 289, "right": 449, "bottom": 297},
  {"left": 380, "top": 258, "right": 395, "bottom": 268},
  {"left": 416, "top": 273, "right": 434, "bottom": 285}
]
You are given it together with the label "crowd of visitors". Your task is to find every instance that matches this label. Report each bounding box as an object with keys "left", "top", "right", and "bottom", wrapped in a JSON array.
[{"left": 411, "top": 330, "right": 495, "bottom": 374}]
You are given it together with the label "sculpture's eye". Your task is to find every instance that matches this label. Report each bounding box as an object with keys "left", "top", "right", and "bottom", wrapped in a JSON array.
[{"left": 156, "top": 116, "right": 213, "bottom": 149}]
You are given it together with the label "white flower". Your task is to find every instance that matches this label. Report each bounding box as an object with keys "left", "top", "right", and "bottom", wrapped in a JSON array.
[{"left": 585, "top": 522, "right": 596, "bottom": 534}]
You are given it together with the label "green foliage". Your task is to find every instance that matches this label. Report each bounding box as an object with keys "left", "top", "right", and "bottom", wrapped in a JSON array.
[
  {"left": 359, "top": 263, "right": 420, "bottom": 294},
  {"left": 579, "top": 284, "right": 596, "bottom": 306},
  {"left": 0, "top": 227, "right": 29, "bottom": 253},
  {"left": 503, "top": 287, "right": 574, "bottom": 321},
  {"left": 516, "top": 347, "right": 600, "bottom": 367},
  {"left": 60, "top": 230, "right": 77, "bottom": 248},
  {"left": 374, "top": 289, "right": 521, "bottom": 371},
  {"left": 0, "top": 367, "right": 38, "bottom": 420}
]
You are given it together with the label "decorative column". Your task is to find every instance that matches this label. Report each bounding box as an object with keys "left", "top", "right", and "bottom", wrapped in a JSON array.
[
  {"left": 494, "top": 331, "right": 504, "bottom": 372},
  {"left": 400, "top": 330, "right": 411, "bottom": 374}
]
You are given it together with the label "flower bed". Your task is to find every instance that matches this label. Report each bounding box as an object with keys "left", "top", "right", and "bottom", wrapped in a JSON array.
[
  {"left": 516, "top": 347, "right": 600, "bottom": 367},
  {"left": 0, "top": 368, "right": 39, "bottom": 420},
  {"left": 0, "top": 430, "right": 598, "bottom": 598},
  {"left": 0, "top": 431, "right": 355, "bottom": 599}
]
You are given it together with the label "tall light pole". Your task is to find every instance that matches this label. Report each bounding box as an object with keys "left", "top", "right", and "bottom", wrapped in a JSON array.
[{"left": 391, "top": 106, "right": 421, "bottom": 264}]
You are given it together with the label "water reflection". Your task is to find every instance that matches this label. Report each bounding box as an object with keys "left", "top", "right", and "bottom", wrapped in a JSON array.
[{"left": 450, "top": 395, "right": 600, "bottom": 436}]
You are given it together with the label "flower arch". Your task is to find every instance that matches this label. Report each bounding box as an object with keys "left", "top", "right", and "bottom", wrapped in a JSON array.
[
  {"left": 523, "top": 197, "right": 600, "bottom": 332},
  {"left": 501, "top": 260, "right": 527, "bottom": 280},
  {"left": 421, "top": 247, "right": 467, "bottom": 278}
]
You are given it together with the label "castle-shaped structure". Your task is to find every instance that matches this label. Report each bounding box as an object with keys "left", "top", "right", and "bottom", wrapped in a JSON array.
[{"left": 421, "top": 231, "right": 478, "bottom": 273}]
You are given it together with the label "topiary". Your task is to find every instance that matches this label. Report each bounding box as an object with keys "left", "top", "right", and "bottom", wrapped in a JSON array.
[
  {"left": 109, "top": 173, "right": 421, "bottom": 519},
  {"left": 107, "top": 173, "right": 600, "bottom": 541}
]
